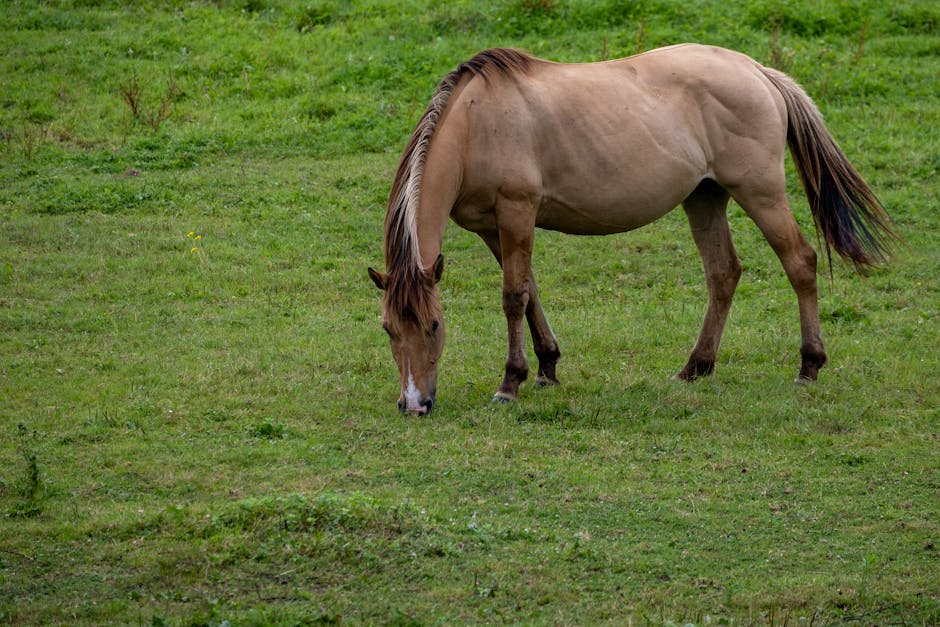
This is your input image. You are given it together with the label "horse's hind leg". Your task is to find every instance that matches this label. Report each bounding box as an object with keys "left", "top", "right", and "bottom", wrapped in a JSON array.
[
  {"left": 731, "top": 187, "right": 827, "bottom": 382},
  {"left": 675, "top": 180, "right": 742, "bottom": 381},
  {"left": 477, "top": 229, "right": 561, "bottom": 386}
]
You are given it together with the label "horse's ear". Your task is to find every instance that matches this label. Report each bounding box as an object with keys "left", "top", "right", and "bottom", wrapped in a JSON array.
[
  {"left": 431, "top": 254, "right": 445, "bottom": 285},
  {"left": 367, "top": 267, "right": 387, "bottom": 291}
]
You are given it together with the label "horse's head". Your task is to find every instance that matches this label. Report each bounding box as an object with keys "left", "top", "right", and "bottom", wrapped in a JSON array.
[{"left": 368, "top": 256, "right": 445, "bottom": 415}]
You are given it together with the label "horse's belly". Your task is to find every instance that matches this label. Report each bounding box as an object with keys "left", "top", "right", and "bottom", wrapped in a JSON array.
[
  {"left": 536, "top": 181, "right": 694, "bottom": 235},
  {"left": 531, "top": 121, "right": 706, "bottom": 235}
]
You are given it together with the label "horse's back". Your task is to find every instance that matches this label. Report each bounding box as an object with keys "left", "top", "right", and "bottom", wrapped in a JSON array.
[{"left": 444, "top": 44, "right": 788, "bottom": 235}]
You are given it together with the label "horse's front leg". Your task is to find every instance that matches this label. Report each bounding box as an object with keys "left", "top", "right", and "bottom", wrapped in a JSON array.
[
  {"left": 496, "top": 277, "right": 530, "bottom": 402},
  {"left": 477, "top": 230, "right": 560, "bottom": 389},
  {"left": 493, "top": 198, "right": 537, "bottom": 402},
  {"left": 526, "top": 275, "right": 560, "bottom": 387}
]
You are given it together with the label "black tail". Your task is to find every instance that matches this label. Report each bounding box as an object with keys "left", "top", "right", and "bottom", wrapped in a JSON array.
[{"left": 761, "top": 67, "right": 897, "bottom": 271}]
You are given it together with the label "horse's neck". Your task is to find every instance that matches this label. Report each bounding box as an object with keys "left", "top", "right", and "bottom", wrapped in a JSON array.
[
  {"left": 415, "top": 220, "right": 445, "bottom": 271},
  {"left": 414, "top": 175, "right": 454, "bottom": 272},
  {"left": 412, "top": 102, "right": 464, "bottom": 272}
]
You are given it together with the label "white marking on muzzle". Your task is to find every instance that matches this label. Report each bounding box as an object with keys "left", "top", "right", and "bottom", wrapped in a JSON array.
[{"left": 404, "top": 364, "right": 423, "bottom": 411}]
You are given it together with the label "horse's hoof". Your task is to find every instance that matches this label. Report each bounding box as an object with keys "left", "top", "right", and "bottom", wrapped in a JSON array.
[
  {"left": 534, "top": 376, "right": 559, "bottom": 388},
  {"left": 491, "top": 393, "right": 515, "bottom": 404},
  {"left": 671, "top": 371, "right": 693, "bottom": 382},
  {"left": 794, "top": 375, "right": 815, "bottom": 385}
]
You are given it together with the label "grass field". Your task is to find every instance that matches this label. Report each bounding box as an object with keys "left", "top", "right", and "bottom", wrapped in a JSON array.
[{"left": 1, "top": 0, "right": 938, "bottom": 624}]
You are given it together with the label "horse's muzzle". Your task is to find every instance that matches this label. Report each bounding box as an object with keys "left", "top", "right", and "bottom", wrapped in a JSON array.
[{"left": 398, "top": 396, "right": 434, "bottom": 415}]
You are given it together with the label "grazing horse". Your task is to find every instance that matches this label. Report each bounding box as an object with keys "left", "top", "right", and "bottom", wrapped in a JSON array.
[{"left": 368, "top": 44, "right": 894, "bottom": 414}]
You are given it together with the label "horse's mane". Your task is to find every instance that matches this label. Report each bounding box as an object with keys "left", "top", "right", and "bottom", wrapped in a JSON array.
[{"left": 383, "top": 48, "right": 533, "bottom": 323}]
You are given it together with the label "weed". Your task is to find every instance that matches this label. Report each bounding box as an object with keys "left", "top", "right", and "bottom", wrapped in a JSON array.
[
  {"left": 247, "top": 421, "right": 286, "bottom": 439},
  {"left": 767, "top": 20, "right": 795, "bottom": 72},
  {"left": 185, "top": 230, "right": 210, "bottom": 267},
  {"left": 633, "top": 19, "right": 648, "bottom": 55},
  {"left": 8, "top": 424, "right": 44, "bottom": 518},
  {"left": 202, "top": 409, "right": 232, "bottom": 423},
  {"left": 119, "top": 77, "right": 143, "bottom": 120},
  {"left": 520, "top": 0, "right": 555, "bottom": 13},
  {"left": 119, "top": 74, "right": 183, "bottom": 133},
  {"left": 296, "top": 2, "right": 338, "bottom": 32},
  {"left": 853, "top": 20, "right": 871, "bottom": 64}
]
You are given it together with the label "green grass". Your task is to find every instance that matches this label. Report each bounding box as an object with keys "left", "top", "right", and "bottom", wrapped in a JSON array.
[{"left": 1, "top": 0, "right": 938, "bottom": 624}]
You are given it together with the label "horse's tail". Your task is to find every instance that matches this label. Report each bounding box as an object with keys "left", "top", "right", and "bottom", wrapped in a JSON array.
[{"left": 760, "top": 66, "right": 897, "bottom": 271}]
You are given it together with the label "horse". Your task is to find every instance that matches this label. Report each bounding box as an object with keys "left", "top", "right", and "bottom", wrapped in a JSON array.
[{"left": 367, "top": 44, "right": 894, "bottom": 415}]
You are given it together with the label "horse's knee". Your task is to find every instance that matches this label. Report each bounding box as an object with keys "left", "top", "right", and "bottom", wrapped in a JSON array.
[
  {"left": 502, "top": 287, "right": 529, "bottom": 317},
  {"left": 730, "top": 256, "right": 743, "bottom": 283}
]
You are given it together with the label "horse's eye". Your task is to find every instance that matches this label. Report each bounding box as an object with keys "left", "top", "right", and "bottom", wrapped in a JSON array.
[{"left": 431, "top": 320, "right": 440, "bottom": 332}]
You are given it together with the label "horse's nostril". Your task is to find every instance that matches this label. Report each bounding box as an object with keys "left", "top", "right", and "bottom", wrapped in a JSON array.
[{"left": 397, "top": 399, "right": 406, "bottom": 413}]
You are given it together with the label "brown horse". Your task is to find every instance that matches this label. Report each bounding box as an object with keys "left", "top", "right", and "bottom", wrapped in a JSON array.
[{"left": 368, "top": 44, "right": 894, "bottom": 414}]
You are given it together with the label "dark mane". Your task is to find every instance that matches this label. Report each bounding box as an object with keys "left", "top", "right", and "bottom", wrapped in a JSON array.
[
  {"left": 383, "top": 48, "right": 534, "bottom": 323},
  {"left": 457, "top": 47, "right": 534, "bottom": 82}
]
